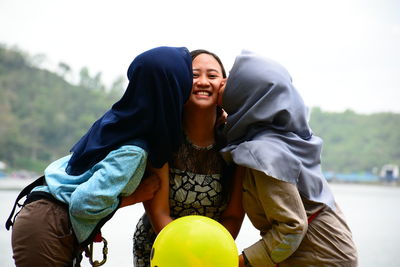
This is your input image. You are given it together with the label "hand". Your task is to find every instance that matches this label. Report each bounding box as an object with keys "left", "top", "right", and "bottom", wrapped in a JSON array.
[
  {"left": 239, "top": 254, "right": 245, "bottom": 267},
  {"left": 119, "top": 174, "right": 161, "bottom": 207},
  {"left": 216, "top": 108, "right": 228, "bottom": 126},
  {"left": 134, "top": 174, "right": 161, "bottom": 202}
]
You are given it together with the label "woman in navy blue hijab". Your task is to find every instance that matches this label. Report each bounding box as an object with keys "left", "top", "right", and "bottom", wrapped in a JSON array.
[{"left": 8, "top": 46, "right": 193, "bottom": 267}]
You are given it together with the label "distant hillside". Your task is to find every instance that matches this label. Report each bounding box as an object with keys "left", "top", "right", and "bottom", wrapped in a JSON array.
[
  {"left": 310, "top": 108, "right": 400, "bottom": 174},
  {"left": 0, "top": 44, "right": 123, "bottom": 171},
  {"left": 0, "top": 45, "right": 399, "bottom": 174}
]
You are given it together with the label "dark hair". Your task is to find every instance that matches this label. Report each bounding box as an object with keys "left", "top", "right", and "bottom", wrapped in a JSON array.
[{"left": 190, "top": 49, "right": 227, "bottom": 78}]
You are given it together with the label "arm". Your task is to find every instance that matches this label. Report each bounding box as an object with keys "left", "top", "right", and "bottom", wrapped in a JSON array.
[
  {"left": 219, "top": 165, "right": 245, "bottom": 239},
  {"left": 143, "top": 163, "right": 173, "bottom": 233},
  {"left": 119, "top": 173, "right": 160, "bottom": 208},
  {"left": 239, "top": 254, "right": 245, "bottom": 267},
  {"left": 244, "top": 170, "right": 308, "bottom": 267},
  {"left": 69, "top": 146, "right": 147, "bottom": 220}
]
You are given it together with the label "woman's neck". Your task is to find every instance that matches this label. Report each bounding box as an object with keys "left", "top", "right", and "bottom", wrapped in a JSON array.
[{"left": 183, "top": 106, "right": 216, "bottom": 148}]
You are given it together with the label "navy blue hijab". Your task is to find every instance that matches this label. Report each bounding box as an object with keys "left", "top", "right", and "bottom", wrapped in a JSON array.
[{"left": 66, "top": 46, "right": 192, "bottom": 175}]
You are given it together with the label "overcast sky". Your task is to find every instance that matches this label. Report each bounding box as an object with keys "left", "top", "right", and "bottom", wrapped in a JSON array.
[{"left": 0, "top": 0, "right": 399, "bottom": 114}]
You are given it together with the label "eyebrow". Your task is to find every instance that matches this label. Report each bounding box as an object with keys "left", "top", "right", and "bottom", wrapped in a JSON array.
[{"left": 192, "top": 68, "right": 221, "bottom": 73}]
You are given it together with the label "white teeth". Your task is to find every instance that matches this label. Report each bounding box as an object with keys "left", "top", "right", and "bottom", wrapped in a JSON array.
[{"left": 197, "top": 91, "right": 210, "bottom": 96}]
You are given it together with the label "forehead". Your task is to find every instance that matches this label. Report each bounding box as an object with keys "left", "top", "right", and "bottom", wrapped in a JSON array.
[{"left": 192, "top": 54, "right": 221, "bottom": 72}]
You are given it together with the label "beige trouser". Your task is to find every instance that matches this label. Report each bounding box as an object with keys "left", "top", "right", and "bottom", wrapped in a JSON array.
[{"left": 11, "top": 198, "right": 79, "bottom": 267}]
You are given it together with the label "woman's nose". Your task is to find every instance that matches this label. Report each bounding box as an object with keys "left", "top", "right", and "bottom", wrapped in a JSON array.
[{"left": 195, "top": 75, "right": 209, "bottom": 86}]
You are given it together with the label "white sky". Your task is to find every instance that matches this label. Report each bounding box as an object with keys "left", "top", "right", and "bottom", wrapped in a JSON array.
[{"left": 0, "top": 0, "right": 399, "bottom": 114}]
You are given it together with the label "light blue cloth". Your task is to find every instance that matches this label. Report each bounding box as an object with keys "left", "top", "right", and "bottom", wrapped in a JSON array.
[{"left": 33, "top": 145, "right": 147, "bottom": 243}]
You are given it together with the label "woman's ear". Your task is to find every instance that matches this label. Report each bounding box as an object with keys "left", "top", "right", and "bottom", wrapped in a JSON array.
[{"left": 220, "top": 78, "right": 227, "bottom": 90}]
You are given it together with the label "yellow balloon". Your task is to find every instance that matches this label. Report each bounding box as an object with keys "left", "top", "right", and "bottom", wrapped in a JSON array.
[{"left": 150, "top": 215, "right": 238, "bottom": 267}]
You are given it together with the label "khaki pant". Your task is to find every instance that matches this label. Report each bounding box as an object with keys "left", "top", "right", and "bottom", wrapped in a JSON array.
[{"left": 11, "top": 198, "right": 79, "bottom": 267}]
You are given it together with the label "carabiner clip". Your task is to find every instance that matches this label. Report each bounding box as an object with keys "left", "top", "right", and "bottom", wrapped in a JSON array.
[{"left": 85, "top": 237, "right": 108, "bottom": 267}]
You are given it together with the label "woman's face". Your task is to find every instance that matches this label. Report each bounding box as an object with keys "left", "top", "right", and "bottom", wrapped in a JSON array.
[{"left": 187, "top": 53, "right": 225, "bottom": 109}]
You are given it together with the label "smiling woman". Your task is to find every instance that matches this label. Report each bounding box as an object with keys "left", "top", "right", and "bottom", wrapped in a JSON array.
[{"left": 132, "top": 49, "right": 245, "bottom": 267}]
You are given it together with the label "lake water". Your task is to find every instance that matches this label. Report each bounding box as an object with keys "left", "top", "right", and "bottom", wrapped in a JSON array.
[{"left": 1, "top": 183, "right": 399, "bottom": 266}]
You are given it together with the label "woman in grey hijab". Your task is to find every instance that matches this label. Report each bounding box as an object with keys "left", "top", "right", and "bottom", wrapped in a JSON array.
[{"left": 220, "top": 51, "right": 358, "bottom": 267}]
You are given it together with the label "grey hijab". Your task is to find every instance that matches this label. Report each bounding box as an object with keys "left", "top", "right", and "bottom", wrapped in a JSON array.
[{"left": 221, "top": 50, "right": 335, "bottom": 210}]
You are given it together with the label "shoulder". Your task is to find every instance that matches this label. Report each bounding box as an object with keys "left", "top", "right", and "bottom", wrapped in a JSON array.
[
  {"left": 109, "top": 145, "right": 147, "bottom": 158},
  {"left": 101, "top": 145, "right": 148, "bottom": 169}
]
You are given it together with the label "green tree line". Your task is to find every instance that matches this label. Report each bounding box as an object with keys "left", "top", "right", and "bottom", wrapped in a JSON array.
[
  {"left": 309, "top": 108, "right": 400, "bottom": 174},
  {"left": 0, "top": 45, "right": 124, "bottom": 172},
  {"left": 1, "top": 45, "right": 399, "bottom": 174}
]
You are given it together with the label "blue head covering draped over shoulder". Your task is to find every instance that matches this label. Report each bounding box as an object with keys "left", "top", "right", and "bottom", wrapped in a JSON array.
[
  {"left": 66, "top": 46, "right": 192, "bottom": 175},
  {"left": 221, "top": 50, "right": 336, "bottom": 210}
]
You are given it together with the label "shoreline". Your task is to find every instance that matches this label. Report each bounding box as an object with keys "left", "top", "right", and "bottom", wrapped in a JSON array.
[
  {"left": 0, "top": 177, "right": 36, "bottom": 191},
  {"left": 0, "top": 177, "right": 398, "bottom": 191}
]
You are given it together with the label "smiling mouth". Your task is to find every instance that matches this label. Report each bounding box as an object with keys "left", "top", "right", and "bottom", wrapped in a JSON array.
[{"left": 194, "top": 91, "right": 211, "bottom": 96}]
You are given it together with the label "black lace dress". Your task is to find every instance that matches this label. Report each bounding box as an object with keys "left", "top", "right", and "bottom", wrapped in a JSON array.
[{"left": 132, "top": 136, "right": 231, "bottom": 266}]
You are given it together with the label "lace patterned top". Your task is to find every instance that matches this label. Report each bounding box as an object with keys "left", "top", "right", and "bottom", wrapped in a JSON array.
[{"left": 133, "top": 135, "right": 231, "bottom": 267}]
